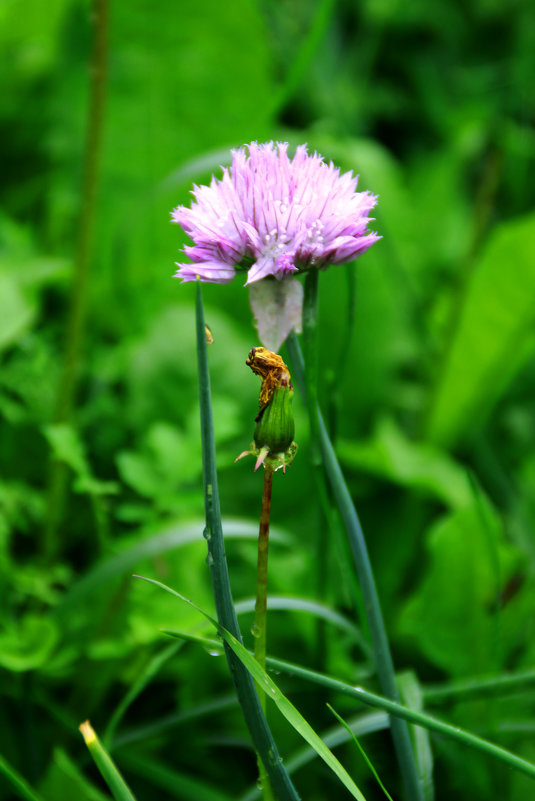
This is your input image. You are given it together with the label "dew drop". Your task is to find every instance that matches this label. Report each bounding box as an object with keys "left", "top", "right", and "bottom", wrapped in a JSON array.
[
  {"left": 205, "top": 552, "right": 214, "bottom": 566},
  {"left": 251, "top": 623, "right": 261, "bottom": 638}
]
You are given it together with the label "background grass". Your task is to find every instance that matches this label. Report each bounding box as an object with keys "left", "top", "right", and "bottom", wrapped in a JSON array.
[{"left": 1, "top": 0, "right": 535, "bottom": 799}]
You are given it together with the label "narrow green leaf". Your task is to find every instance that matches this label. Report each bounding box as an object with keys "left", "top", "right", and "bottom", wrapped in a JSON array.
[
  {"left": 239, "top": 712, "right": 389, "bottom": 801},
  {"left": 398, "top": 672, "right": 434, "bottom": 801},
  {"left": 327, "top": 704, "right": 394, "bottom": 801},
  {"left": 79, "top": 721, "right": 137, "bottom": 801},
  {"left": 136, "top": 576, "right": 367, "bottom": 801},
  {"left": 120, "top": 752, "right": 234, "bottom": 801},
  {"left": 103, "top": 641, "right": 182, "bottom": 747},
  {"left": 262, "top": 655, "right": 535, "bottom": 783},
  {"left": 112, "top": 693, "right": 237, "bottom": 751},
  {"left": 0, "top": 752, "right": 45, "bottom": 801}
]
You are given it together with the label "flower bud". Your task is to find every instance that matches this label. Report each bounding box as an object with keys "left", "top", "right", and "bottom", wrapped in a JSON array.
[
  {"left": 235, "top": 347, "right": 298, "bottom": 473},
  {"left": 254, "top": 385, "right": 294, "bottom": 454}
]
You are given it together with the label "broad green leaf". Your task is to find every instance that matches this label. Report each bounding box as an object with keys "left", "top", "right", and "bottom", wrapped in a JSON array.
[
  {"left": 427, "top": 212, "right": 535, "bottom": 447},
  {"left": 43, "top": 423, "right": 118, "bottom": 496},
  {"left": 399, "top": 504, "right": 522, "bottom": 676},
  {"left": 337, "top": 417, "right": 473, "bottom": 510},
  {"left": 0, "top": 275, "right": 36, "bottom": 349},
  {"left": 137, "top": 577, "right": 368, "bottom": 801},
  {"left": 0, "top": 614, "right": 58, "bottom": 672},
  {"left": 42, "top": 423, "right": 88, "bottom": 478},
  {"left": 39, "top": 748, "right": 110, "bottom": 801}
]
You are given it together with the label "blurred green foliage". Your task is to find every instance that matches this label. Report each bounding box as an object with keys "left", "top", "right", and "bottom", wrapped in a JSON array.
[{"left": 1, "top": 0, "right": 535, "bottom": 799}]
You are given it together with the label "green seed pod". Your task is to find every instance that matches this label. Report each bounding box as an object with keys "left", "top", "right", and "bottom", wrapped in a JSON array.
[{"left": 254, "top": 386, "right": 295, "bottom": 454}]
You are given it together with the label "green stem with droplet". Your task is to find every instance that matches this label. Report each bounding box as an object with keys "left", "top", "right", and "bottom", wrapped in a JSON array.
[{"left": 254, "top": 465, "right": 275, "bottom": 801}]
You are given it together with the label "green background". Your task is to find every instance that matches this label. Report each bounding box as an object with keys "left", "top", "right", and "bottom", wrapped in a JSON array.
[{"left": 1, "top": 0, "right": 535, "bottom": 799}]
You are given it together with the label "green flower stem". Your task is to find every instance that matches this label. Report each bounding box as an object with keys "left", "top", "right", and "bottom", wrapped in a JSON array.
[
  {"left": 44, "top": 0, "right": 109, "bottom": 558},
  {"left": 254, "top": 466, "right": 275, "bottom": 801},
  {"left": 195, "top": 283, "right": 300, "bottom": 801},
  {"left": 254, "top": 466, "right": 275, "bottom": 703},
  {"left": 287, "top": 322, "right": 424, "bottom": 801}
]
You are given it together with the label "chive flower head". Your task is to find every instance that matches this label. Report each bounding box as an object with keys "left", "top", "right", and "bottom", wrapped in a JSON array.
[{"left": 172, "top": 141, "right": 380, "bottom": 286}]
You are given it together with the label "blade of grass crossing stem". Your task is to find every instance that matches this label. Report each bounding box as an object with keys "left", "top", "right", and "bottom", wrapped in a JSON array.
[
  {"left": 327, "top": 704, "right": 394, "bottom": 801},
  {"left": 159, "top": 628, "right": 535, "bottom": 783},
  {"left": 239, "top": 712, "right": 390, "bottom": 801},
  {"left": 195, "top": 282, "right": 300, "bottom": 801},
  {"left": 79, "top": 721, "right": 137, "bottom": 801},
  {"left": 264, "top": 654, "right": 535, "bottom": 783},
  {"left": 286, "top": 327, "right": 425, "bottom": 801},
  {"left": 0, "top": 753, "right": 45, "bottom": 801},
  {"left": 136, "top": 576, "right": 368, "bottom": 801}
]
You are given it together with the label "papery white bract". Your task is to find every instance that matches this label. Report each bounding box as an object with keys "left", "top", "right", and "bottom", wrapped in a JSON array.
[{"left": 172, "top": 141, "right": 380, "bottom": 286}]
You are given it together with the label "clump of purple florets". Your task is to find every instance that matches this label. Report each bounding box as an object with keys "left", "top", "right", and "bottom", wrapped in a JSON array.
[{"left": 172, "top": 141, "right": 380, "bottom": 286}]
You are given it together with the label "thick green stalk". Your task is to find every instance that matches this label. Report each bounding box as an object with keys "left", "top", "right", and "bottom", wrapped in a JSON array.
[
  {"left": 195, "top": 283, "right": 300, "bottom": 801},
  {"left": 287, "top": 317, "right": 424, "bottom": 801},
  {"left": 45, "top": 0, "right": 109, "bottom": 557}
]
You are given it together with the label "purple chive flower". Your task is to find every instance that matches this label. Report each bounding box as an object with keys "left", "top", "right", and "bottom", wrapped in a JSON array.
[{"left": 171, "top": 141, "right": 380, "bottom": 286}]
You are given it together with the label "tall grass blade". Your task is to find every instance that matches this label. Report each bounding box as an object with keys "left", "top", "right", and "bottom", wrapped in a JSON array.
[
  {"left": 79, "top": 721, "right": 137, "bottom": 801},
  {"left": 0, "top": 753, "right": 45, "bottom": 801},
  {"left": 327, "top": 704, "right": 394, "bottom": 801}
]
